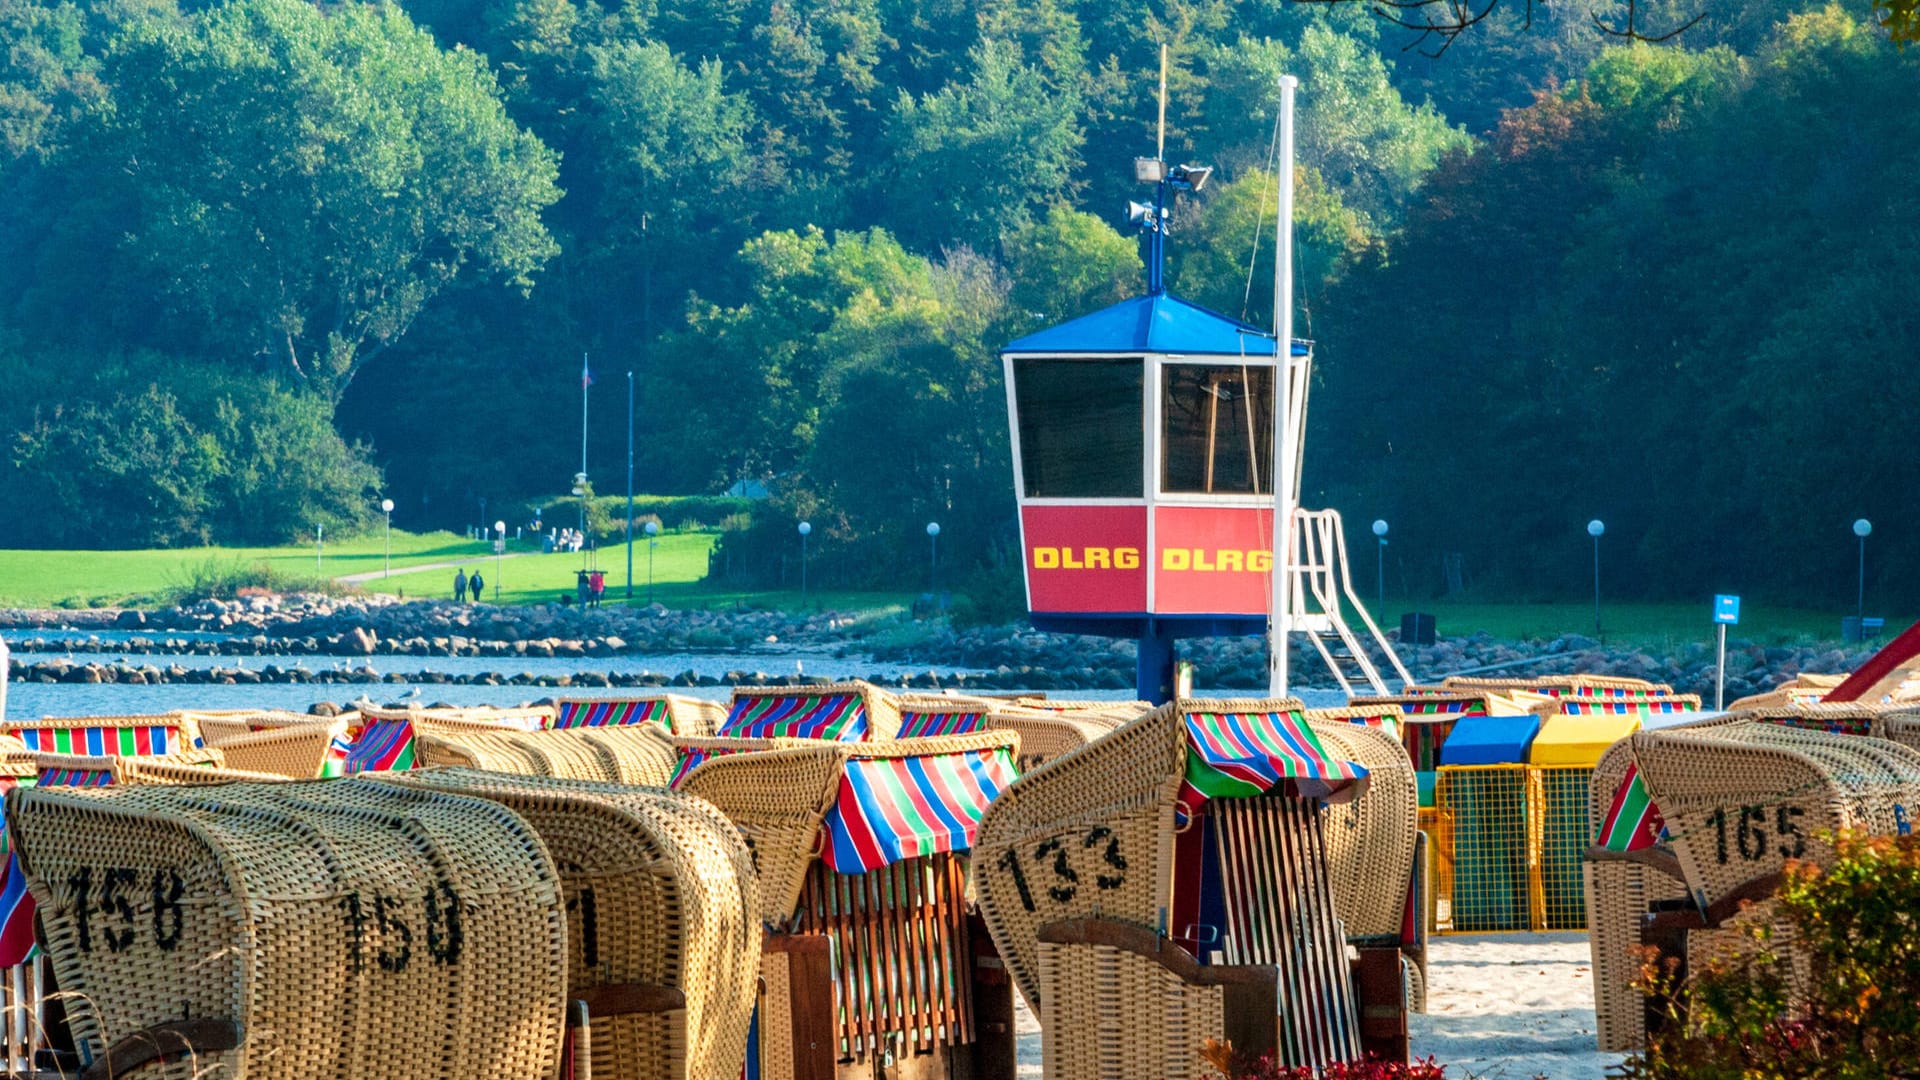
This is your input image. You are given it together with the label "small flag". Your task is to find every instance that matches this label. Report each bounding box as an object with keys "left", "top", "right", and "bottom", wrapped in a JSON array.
[
  {"left": 581, "top": 356, "right": 595, "bottom": 389},
  {"left": 1596, "top": 763, "right": 1665, "bottom": 851}
]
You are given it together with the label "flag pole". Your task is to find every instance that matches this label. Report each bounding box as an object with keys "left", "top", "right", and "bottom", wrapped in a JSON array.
[
  {"left": 580, "top": 352, "right": 590, "bottom": 544},
  {"left": 1268, "top": 74, "right": 1298, "bottom": 699},
  {"left": 626, "top": 371, "right": 635, "bottom": 601}
]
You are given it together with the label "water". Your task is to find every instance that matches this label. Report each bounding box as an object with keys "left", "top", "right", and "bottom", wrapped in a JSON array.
[{"left": 11, "top": 649, "right": 984, "bottom": 681}]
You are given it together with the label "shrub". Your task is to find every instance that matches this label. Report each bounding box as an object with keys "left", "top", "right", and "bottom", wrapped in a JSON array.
[
  {"left": 1620, "top": 830, "right": 1920, "bottom": 1079},
  {"left": 1198, "top": 1041, "right": 1452, "bottom": 1080}
]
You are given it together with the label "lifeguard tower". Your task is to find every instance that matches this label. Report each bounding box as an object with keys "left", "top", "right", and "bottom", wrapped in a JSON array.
[{"left": 1000, "top": 75, "right": 1407, "bottom": 704}]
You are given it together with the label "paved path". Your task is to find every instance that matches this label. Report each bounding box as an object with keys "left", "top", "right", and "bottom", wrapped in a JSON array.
[{"left": 334, "top": 553, "right": 527, "bottom": 585}]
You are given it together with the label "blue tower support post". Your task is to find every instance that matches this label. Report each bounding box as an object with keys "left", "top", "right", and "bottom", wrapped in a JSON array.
[{"left": 1137, "top": 621, "right": 1178, "bottom": 705}]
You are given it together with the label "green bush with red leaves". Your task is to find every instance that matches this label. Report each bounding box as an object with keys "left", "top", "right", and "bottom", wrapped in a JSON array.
[{"left": 1621, "top": 830, "right": 1920, "bottom": 1079}]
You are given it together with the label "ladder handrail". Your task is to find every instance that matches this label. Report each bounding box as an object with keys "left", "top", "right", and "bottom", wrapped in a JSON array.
[{"left": 1276, "top": 508, "right": 1412, "bottom": 694}]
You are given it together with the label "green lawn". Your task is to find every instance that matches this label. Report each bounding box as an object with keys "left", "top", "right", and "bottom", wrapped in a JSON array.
[
  {"left": 0, "top": 530, "right": 495, "bottom": 608},
  {"left": 0, "top": 530, "right": 915, "bottom": 615},
  {"left": 367, "top": 533, "right": 914, "bottom": 613}
]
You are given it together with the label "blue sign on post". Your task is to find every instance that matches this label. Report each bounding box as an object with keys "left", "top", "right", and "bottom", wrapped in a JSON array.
[{"left": 1714, "top": 595, "right": 1741, "bottom": 625}]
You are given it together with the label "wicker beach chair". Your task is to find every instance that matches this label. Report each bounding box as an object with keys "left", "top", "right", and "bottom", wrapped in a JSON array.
[
  {"left": 983, "top": 705, "right": 1114, "bottom": 772},
  {"left": 3, "top": 713, "right": 199, "bottom": 757},
  {"left": 1304, "top": 712, "right": 1426, "bottom": 1014},
  {"left": 974, "top": 698, "right": 1378, "bottom": 1075},
  {"left": 414, "top": 722, "right": 679, "bottom": 785},
  {"left": 186, "top": 709, "right": 338, "bottom": 747},
  {"left": 677, "top": 730, "right": 1022, "bottom": 1079},
  {"left": 387, "top": 769, "right": 761, "bottom": 1080},
  {"left": 32, "top": 751, "right": 286, "bottom": 786},
  {"left": 719, "top": 680, "right": 902, "bottom": 740},
  {"left": 203, "top": 717, "right": 352, "bottom": 778},
  {"left": 1441, "top": 674, "right": 1674, "bottom": 698},
  {"left": 8, "top": 777, "right": 569, "bottom": 1080},
  {"left": 894, "top": 693, "right": 996, "bottom": 738},
  {"left": 336, "top": 705, "right": 549, "bottom": 774},
  {"left": 550, "top": 694, "right": 726, "bottom": 737}
]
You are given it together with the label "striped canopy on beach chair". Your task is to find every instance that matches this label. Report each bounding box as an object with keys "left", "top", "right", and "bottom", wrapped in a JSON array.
[
  {"left": 719, "top": 681, "right": 898, "bottom": 741},
  {"left": 552, "top": 697, "right": 666, "bottom": 728},
  {"left": 11, "top": 722, "right": 182, "bottom": 757},
  {"left": 823, "top": 743, "right": 1017, "bottom": 873},
  {"left": 1176, "top": 706, "right": 1369, "bottom": 820}
]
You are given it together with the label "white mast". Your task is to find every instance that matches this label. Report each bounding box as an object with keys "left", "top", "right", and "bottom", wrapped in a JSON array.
[{"left": 1267, "top": 74, "right": 1298, "bottom": 698}]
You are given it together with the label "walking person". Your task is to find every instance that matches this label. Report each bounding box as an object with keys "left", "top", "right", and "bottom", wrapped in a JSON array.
[
  {"left": 453, "top": 567, "right": 467, "bottom": 603},
  {"left": 589, "top": 569, "right": 605, "bottom": 608},
  {"left": 469, "top": 570, "right": 485, "bottom": 603}
]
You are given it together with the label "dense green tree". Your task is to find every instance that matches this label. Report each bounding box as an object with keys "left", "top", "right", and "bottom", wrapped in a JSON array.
[
  {"left": 1001, "top": 205, "right": 1143, "bottom": 323},
  {"left": 25, "top": 0, "right": 561, "bottom": 402},
  {"left": 883, "top": 41, "right": 1084, "bottom": 251}
]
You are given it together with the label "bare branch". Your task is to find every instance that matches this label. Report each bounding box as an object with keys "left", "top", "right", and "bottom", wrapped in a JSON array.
[{"left": 1592, "top": 0, "right": 1709, "bottom": 42}]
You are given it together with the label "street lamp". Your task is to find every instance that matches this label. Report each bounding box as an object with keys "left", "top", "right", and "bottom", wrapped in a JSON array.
[
  {"left": 380, "top": 499, "right": 395, "bottom": 578},
  {"left": 798, "top": 521, "right": 812, "bottom": 601},
  {"left": 315, "top": 523, "right": 324, "bottom": 576},
  {"left": 493, "top": 521, "right": 506, "bottom": 601},
  {"left": 926, "top": 522, "right": 942, "bottom": 594},
  {"left": 1854, "top": 518, "right": 1872, "bottom": 623},
  {"left": 644, "top": 520, "right": 659, "bottom": 605},
  {"left": 1371, "top": 519, "right": 1388, "bottom": 615},
  {"left": 1587, "top": 519, "right": 1605, "bottom": 640}
]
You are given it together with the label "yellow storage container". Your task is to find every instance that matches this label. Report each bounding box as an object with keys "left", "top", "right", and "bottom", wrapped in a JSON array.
[{"left": 1528, "top": 714, "right": 1642, "bottom": 767}]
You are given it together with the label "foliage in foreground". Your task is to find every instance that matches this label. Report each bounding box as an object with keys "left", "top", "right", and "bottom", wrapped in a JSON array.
[
  {"left": 1199, "top": 1041, "right": 1452, "bottom": 1079},
  {"left": 1621, "top": 830, "right": 1920, "bottom": 1079}
]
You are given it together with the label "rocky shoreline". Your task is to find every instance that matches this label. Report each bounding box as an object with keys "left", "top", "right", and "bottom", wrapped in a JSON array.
[{"left": 0, "top": 596, "right": 1874, "bottom": 698}]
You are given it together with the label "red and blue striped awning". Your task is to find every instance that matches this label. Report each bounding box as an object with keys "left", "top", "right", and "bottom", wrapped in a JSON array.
[
  {"left": 822, "top": 748, "right": 1017, "bottom": 874},
  {"left": 1177, "top": 710, "right": 1368, "bottom": 820},
  {"left": 896, "top": 710, "right": 986, "bottom": 739},
  {"left": 722, "top": 693, "right": 868, "bottom": 741},
  {"left": 555, "top": 699, "right": 669, "bottom": 730},
  {"left": 11, "top": 726, "right": 179, "bottom": 756}
]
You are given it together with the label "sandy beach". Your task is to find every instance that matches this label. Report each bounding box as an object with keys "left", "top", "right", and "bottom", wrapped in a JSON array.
[{"left": 1014, "top": 930, "right": 1622, "bottom": 1079}]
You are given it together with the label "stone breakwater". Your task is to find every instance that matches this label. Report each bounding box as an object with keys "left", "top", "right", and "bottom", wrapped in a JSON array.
[
  {"left": 0, "top": 596, "right": 1878, "bottom": 698},
  {"left": 3, "top": 658, "right": 1095, "bottom": 692}
]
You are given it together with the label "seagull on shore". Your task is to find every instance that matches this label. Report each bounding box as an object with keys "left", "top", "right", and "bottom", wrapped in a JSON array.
[{"left": 400, "top": 687, "right": 421, "bottom": 699}]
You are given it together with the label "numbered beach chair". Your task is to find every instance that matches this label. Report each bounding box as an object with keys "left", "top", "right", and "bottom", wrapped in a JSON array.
[
  {"left": 387, "top": 769, "right": 761, "bottom": 1080},
  {"left": 676, "top": 730, "right": 1022, "bottom": 1080},
  {"left": 551, "top": 694, "right": 725, "bottom": 736},
  {"left": 1622, "top": 720, "right": 1920, "bottom": 1040},
  {"left": 973, "top": 698, "right": 1376, "bottom": 1077},
  {"left": 8, "top": 777, "right": 570, "bottom": 1080}
]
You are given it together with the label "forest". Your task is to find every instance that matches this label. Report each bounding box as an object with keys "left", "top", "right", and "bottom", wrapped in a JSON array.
[{"left": 1, "top": 0, "right": 1916, "bottom": 611}]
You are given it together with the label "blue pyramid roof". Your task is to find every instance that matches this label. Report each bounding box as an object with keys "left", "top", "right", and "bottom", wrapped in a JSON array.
[{"left": 1002, "top": 292, "right": 1309, "bottom": 357}]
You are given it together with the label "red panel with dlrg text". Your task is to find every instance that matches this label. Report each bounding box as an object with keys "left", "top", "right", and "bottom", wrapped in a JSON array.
[
  {"left": 1152, "top": 505, "right": 1275, "bottom": 616},
  {"left": 1020, "top": 505, "right": 1149, "bottom": 614}
]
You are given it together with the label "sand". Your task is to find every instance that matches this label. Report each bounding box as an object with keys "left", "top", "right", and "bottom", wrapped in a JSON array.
[
  {"left": 1013, "top": 930, "right": 1624, "bottom": 1079},
  {"left": 1413, "top": 931, "right": 1624, "bottom": 1079}
]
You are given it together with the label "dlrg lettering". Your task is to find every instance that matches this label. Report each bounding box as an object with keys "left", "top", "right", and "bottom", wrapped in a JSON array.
[
  {"left": 1160, "top": 549, "right": 1273, "bottom": 573},
  {"left": 1030, "top": 547, "right": 1141, "bottom": 570}
]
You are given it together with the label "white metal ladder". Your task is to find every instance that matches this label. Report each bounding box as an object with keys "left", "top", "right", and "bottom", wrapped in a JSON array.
[{"left": 1282, "top": 509, "right": 1412, "bottom": 696}]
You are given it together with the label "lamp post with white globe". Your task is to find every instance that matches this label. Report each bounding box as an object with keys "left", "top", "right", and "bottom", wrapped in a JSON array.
[
  {"left": 645, "top": 520, "right": 660, "bottom": 605},
  {"left": 798, "top": 521, "right": 812, "bottom": 602},
  {"left": 927, "top": 522, "right": 941, "bottom": 595},
  {"left": 1371, "top": 519, "right": 1388, "bottom": 615},
  {"left": 1854, "top": 518, "right": 1872, "bottom": 624},
  {"left": 493, "top": 521, "right": 506, "bottom": 601},
  {"left": 1588, "top": 519, "right": 1605, "bottom": 640},
  {"left": 381, "top": 498, "right": 395, "bottom": 578}
]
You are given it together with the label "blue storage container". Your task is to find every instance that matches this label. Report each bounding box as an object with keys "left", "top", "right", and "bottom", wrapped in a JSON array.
[{"left": 1439, "top": 714, "right": 1542, "bottom": 766}]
